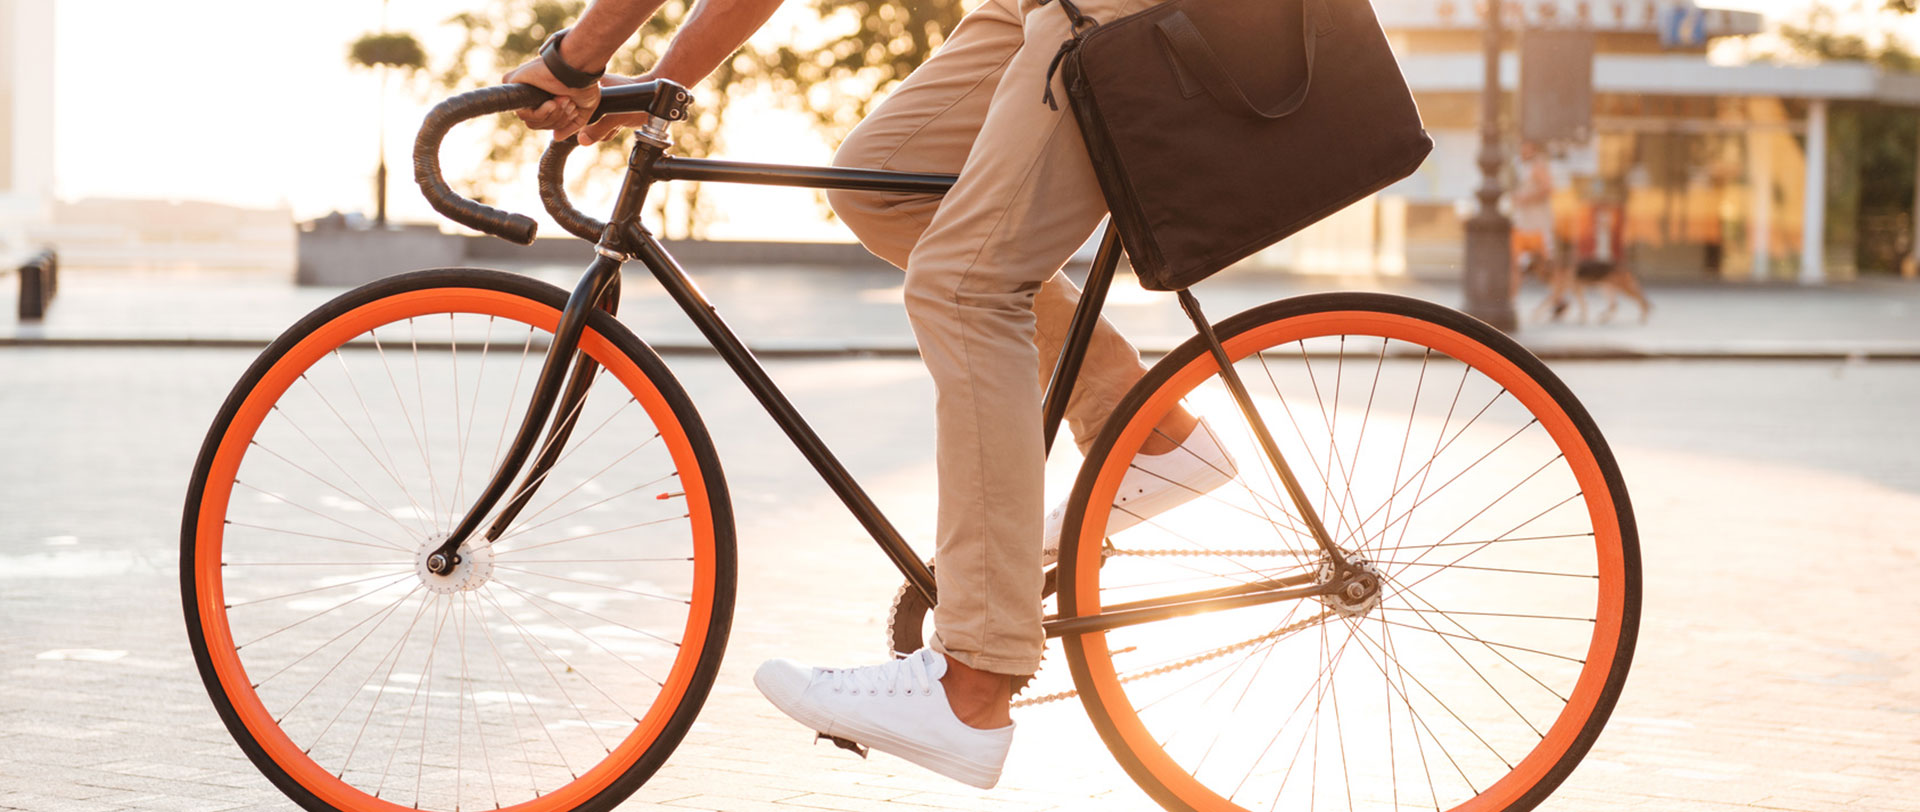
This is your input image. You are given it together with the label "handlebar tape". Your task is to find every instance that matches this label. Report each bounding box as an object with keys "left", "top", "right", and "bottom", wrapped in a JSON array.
[
  {"left": 413, "top": 84, "right": 553, "bottom": 245},
  {"left": 537, "top": 137, "right": 609, "bottom": 241}
]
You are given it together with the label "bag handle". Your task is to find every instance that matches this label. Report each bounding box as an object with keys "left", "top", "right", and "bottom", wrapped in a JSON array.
[{"left": 1155, "top": 0, "right": 1329, "bottom": 120}]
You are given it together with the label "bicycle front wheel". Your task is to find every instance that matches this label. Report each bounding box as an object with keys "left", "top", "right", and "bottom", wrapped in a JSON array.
[
  {"left": 181, "top": 269, "right": 735, "bottom": 812},
  {"left": 1059, "top": 293, "right": 1638, "bottom": 812}
]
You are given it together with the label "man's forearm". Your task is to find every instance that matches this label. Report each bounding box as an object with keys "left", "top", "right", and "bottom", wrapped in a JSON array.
[
  {"left": 561, "top": 0, "right": 672, "bottom": 73},
  {"left": 559, "top": 0, "right": 784, "bottom": 88},
  {"left": 649, "top": 0, "right": 785, "bottom": 86}
]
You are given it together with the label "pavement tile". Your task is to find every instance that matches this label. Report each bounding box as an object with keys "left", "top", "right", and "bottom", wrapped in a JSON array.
[{"left": 5, "top": 349, "right": 1920, "bottom": 811}]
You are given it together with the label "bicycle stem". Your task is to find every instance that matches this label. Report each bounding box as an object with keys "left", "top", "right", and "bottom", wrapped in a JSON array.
[{"left": 1176, "top": 290, "right": 1347, "bottom": 563}]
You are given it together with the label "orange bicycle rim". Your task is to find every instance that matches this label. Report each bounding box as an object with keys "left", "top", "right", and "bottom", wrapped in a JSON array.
[
  {"left": 1070, "top": 310, "right": 1628, "bottom": 812},
  {"left": 190, "top": 288, "right": 719, "bottom": 812}
]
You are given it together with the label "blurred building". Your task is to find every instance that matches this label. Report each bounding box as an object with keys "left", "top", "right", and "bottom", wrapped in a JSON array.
[
  {"left": 1264, "top": 0, "right": 1920, "bottom": 283},
  {"left": 1, "top": 0, "right": 55, "bottom": 260}
]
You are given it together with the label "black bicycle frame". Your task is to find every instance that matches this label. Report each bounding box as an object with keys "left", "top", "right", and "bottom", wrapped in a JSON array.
[{"left": 429, "top": 93, "right": 1358, "bottom": 638}]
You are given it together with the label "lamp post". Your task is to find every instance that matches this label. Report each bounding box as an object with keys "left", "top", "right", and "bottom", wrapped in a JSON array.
[{"left": 1463, "top": 0, "right": 1517, "bottom": 330}]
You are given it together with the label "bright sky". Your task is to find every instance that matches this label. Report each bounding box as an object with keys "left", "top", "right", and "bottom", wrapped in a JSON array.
[
  {"left": 50, "top": 0, "right": 837, "bottom": 237},
  {"left": 44, "top": 0, "right": 1915, "bottom": 233}
]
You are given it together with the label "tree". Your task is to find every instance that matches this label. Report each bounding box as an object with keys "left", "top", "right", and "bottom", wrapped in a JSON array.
[
  {"left": 1758, "top": 3, "right": 1920, "bottom": 272},
  {"left": 439, "top": 0, "right": 745, "bottom": 237},
  {"left": 349, "top": 30, "right": 429, "bottom": 227},
  {"left": 434, "top": 0, "right": 969, "bottom": 236},
  {"left": 755, "top": 0, "right": 968, "bottom": 145}
]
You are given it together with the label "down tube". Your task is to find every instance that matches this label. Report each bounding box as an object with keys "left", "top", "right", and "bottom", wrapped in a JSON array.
[{"left": 625, "top": 227, "right": 939, "bottom": 606}]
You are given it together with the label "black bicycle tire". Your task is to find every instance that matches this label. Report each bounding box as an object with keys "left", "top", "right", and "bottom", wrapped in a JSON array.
[
  {"left": 179, "top": 267, "right": 737, "bottom": 812},
  {"left": 1058, "top": 291, "right": 1641, "bottom": 812}
]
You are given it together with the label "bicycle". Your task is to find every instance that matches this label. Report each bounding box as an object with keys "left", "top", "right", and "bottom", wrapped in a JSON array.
[{"left": 181, "top": 80, "right": 1640, "bottom": 812}]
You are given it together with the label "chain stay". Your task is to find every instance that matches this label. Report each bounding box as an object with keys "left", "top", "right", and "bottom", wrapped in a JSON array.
[{"left": 1012, "top": 608, "right": 1334, "bottom": 708}]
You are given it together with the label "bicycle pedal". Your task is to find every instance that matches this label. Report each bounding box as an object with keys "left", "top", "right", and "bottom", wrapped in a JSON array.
[{"left": 814, "top": 732, "right": 869, "bottom": 759}]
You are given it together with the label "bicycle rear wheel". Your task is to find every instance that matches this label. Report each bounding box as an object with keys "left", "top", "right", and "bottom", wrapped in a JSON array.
[
  {"left": 1059, "top": 293, "right": 1638, "bottom": 812},
  {"left": 181, "top": 269, "right": 735, "bottom": 812}
]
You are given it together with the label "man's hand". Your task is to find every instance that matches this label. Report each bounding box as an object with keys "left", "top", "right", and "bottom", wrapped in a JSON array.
[
  {"left": 577, "top": 74, "right": 657, "bottom": 146},
  {"left": 504, "top": 58, "right": 601, "bottom": 141}
]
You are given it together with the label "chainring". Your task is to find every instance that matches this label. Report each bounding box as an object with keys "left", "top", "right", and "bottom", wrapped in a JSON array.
[{"left": 884, "top": 562, "right": 1053, "bottom": 697}]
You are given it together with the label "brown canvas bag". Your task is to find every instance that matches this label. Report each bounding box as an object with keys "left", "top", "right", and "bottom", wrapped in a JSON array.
[{"left": 1044, "top": 0, "right": 1434, "bottom": 290}]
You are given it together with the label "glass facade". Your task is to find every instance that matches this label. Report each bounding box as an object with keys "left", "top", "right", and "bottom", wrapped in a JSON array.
[{"left": 1381, "top": 93, "right": 1881, "bottom": 281}]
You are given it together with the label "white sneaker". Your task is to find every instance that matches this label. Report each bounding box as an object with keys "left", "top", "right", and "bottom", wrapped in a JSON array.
[
  {"left": 1042, "top": 417, "right": 1237, "bottom": 565},
  {"left": 753, "top": 648, "right": 1014, "bottom": 789}
]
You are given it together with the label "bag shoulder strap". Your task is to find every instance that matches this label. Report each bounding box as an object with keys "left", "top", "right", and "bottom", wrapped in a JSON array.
[
  {"left": 1155, "top": 0, "right": 1329, "bottom": 120},
  {"left": 1037, "top": 0, "right": 1100, "bottom": 110}
]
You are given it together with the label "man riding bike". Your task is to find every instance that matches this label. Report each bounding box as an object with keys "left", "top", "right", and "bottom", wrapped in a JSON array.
[{"left": 504, "top": 0, "right": 1229, "bottom": 788}]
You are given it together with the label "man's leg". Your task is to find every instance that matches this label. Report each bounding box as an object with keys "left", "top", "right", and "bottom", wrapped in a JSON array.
[
  {"left": 904, "top": 0, "right": 1169, "bottom": 686},
  {"left": 829, "top": 0, "right": 1150, "bottom": 456},
  {"left": 754, "top": 0, "right": 1202, "bottom": 790}
]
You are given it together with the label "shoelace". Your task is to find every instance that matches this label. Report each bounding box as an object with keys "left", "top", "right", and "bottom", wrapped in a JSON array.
[{"left": 824, "top": 653, "right": 936, "bottom": 697}]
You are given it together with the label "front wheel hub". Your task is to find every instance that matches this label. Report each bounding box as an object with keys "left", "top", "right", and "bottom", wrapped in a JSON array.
[{"left": 416, "top": 534, "right": 493, "bottom": 594}]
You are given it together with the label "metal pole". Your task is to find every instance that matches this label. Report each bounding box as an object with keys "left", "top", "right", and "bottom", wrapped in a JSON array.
[
  {"left": 1462, "top": 0, "right": 1517, "bottom": 331},
  {"left": 1799, "top": 98, "right": 1828, "bottom": 285}
]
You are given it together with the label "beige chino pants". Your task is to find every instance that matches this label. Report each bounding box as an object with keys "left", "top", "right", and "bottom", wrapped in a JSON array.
[{"left": 828, "top": 0, "right": 1163, "bottom": 675}]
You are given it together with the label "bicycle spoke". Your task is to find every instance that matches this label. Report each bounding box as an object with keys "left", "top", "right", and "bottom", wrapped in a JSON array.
[
  {"left": 252, "top": 576, "right": 419, "bottom": 691},
  {"left": 409, "top": 319, "right": 448, "bottom": 533},
  {"left": 235, "top": 573, "right": 414, "bottom": 650},
  {"left": 1063, "top": 303, "right": 1632, "bottom": 812},
  {"left": 372, "top": 596, "right": 446, "bottom": 801},
  {"left": 473, "top": 588, "right": 574, "bottom": 783},
  {"left": 449, "top": 314, "right": 475, "bottom": 523},
  {"left": 196, "top": 286, "right": 721, "bottom": 811},
  {"left": 493, "top": 516, "right": 691, "bottom": 558},
  {"left": 496, "top": 470, "right": 677, "bottom": 544},
  {"left": 492, "top": 565, "right": 690, "bottom": 604},
  {"left": 478, "top": 589, "right": 617, "bottom": 755},
  {"left": 329, "top": 349, "right": 436, "bottom": 536},
  {"left": 269, "top": 585, "right": 424, "bottom": 730},
  {"left": 372, "top": 329, "right": 441, "bottom": 528},
  {"left": 247, "top": 440, "right": 423, "bottom": 541},
  {"left": 333, "top": 589, "right": 435, "bottom": 768},
  {"left": 491, "top": 581, "right": 667, "bottom": 687},
  {"left": 234, "top": 480, "right": 407, "bottom": 554}
]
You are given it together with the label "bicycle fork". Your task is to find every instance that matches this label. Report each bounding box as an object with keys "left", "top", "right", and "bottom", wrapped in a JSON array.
[{"left": 426, "top": 253, "right": 622, "bottom": 574}]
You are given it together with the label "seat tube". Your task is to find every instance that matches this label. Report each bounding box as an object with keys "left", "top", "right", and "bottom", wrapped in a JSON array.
[{"left": 1041, "top": 224, "right": 1125, "bottom": 456}]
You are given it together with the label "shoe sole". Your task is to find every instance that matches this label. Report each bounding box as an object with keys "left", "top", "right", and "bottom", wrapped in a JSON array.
[{"left": 752, "top": 669, "right": 1005, "bottom": 789}]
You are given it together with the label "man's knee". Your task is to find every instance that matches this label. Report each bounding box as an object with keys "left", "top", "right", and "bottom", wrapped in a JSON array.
[
  {"left": 901, "top": 262, "right": 1038, "bottom": 332},
  {"left": 826, "top": 132, "right": 899, "bottom": 238},
  {"left": 900, "top": 264, "right": 959, "bottom": 329}
]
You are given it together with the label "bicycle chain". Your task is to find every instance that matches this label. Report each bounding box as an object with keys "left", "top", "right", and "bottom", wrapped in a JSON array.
[
  {"left": 889, "top": 546, "right": 1331, "bottom": 708},
  {"left": 1107, "top": 547, "right": 1308, "bottom": 559},
  {"left": 1011, "top": 607, "right": 1334, "bottom": 709}
]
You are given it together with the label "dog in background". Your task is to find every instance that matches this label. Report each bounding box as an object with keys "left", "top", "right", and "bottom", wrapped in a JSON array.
[
  {"left": 1525, "top": 255, "right": 1652, "bottom": 324},
  {"left": 1513, "top": 188, "right": 1652, "bottom": 324}
]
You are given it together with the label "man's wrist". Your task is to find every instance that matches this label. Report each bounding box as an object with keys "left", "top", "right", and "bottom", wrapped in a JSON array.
[
  {"left": 542, "top": 29, "right": 607, "bottom": 88},
  {"left": 557, "top": 24, "right": 614, "bottom": 75}
]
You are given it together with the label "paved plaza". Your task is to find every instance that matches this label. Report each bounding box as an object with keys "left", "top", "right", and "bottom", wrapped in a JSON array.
[
  {"left": 1, "top": 270, "right": 1918, "bottom": 811},
  {"left": 4, "top": 266, "right": 1919, "bottom": 360}
]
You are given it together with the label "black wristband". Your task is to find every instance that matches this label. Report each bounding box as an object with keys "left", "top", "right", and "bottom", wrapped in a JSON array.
[{"left": 540, "top": 29, "right": 605, "bottom": 89}]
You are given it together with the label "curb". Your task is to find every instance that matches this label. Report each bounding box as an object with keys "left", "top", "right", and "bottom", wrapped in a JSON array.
[{"left": 5, "top": 335, "right": 1919, "bottom": 361}]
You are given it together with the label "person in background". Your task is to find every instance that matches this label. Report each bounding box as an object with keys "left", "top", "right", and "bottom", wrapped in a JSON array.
[{"left": 1511, "top": 140, "right": 1558, "bottom": 293}]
